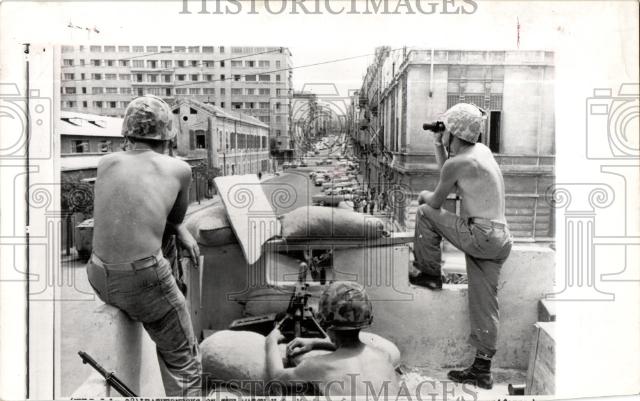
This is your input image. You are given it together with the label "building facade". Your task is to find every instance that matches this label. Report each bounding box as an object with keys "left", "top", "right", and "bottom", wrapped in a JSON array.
[
  {"left": 353, "top": 48, "right": 555, "bottom": 241},
  {"left": 172, "top": 98, "right": 270, "bottom": 176},
  {"left": 59, "top": 44, "right": 293, "bottom": 153}
]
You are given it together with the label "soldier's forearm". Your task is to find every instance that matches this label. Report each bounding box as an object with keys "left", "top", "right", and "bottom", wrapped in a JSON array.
[{"left": 434, "top": 143, "right": 447, "bottom": 168}]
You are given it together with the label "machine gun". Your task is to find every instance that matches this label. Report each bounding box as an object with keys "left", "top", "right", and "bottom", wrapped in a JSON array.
[
  {"left": 230, "top": 261, "right": 328, "bottom": 341},
  {"left": 78, "top": 351, "right": 137, "bottom": 397}
]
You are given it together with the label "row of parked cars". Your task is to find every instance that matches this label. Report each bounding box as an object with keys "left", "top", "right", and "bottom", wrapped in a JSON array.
[{"left": 310, "top": 159, "right": 361, "bottom": 207}]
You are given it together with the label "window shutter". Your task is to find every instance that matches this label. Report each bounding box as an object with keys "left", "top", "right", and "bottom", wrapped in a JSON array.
[{"left": 189, "top": 130, "right": 195, "bottom": 150}]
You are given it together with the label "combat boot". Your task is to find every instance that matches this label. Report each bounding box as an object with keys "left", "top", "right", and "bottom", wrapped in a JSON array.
[{"left": 447, "top": 366, "right": 493, "bottom": 389}]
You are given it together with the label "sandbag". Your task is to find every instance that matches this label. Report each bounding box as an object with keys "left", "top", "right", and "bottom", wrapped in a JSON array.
[
  {"left": 280, "top": 206, "right": 386, "bottom": 240},
  {"left": 201, "top": 330, "right": 268, "bottom": 394},
  {"left": 185, "top": 202, "right": 237, "bottom": 247},
  {"left": 359, "top": 332, "right": 402, "bottom": 368}
]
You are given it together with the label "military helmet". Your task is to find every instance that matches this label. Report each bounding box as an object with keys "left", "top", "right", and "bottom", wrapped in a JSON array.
[
  {"left": 317, "top": 281, "right": 373, "bottom": 330},
  {"left": 441, "top": 103, "right": 487, "bottom": 144},
  {"left": 121, "top": 95, "right": 176, "bottom": 141}
]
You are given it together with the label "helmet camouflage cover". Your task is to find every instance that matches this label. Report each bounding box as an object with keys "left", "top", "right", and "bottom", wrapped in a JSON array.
[
  {"left": 121, "top": 95, "right": 176, "bottom": 141},
  {"left": 317, "top": 281, "right": 373, "bottom": 330},
  {"left": 441, "top": 103, "right": 487, "bottom": 143}
]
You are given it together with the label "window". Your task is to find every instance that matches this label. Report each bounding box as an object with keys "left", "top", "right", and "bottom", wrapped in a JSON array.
[
  {"left": 119, "top": 74, "right": 131, "bottom": 80},
  {"left": 64, "top": 87, "right": 76, "bottom": 94},
  {"left": 177, "top": 60, "right": 185, "bottom": 67},
  {"left": 190, "top": 74, "right": 199, "bottom": 81},
  {"left": 106, "top": 87, "right": 117, "bottom": 94},
  {"left": 258, "top": 116, "right": 269, "bottom": 123},
  {"left": 119, "top": 60, "right": 130, "bottom": 67},
  {"left": 133, "top": 46, "right": 144, "bottom": 52},
  {"left": 203, "top": 46, "right": 214, "bottom": 53},
  {"left": 219, "top": 46, "right": 225, "bottom": 53},
  {"left": 163, "top": 74, "right": 172, "bottom": 83},
  {"left": 161, "top": 60, "right": 172, "bottom": 68},
  {"left": 176, "top": 74, "right": 186, "bottom": 81},
  {"left": 148, "top": 74, "right": 158, "bottom": 82},
  {"left": 161, "top": 46, "right": 172, "bottom": 53},
  {"left": 231, "top": 47, "right": 243, "bottom": 54},
  {"left": 120, "top": 87, "right": 132, "bottom": 94},
  {"left": 106, "top": 59, "right": 115, "bottom": 66},
  {"left": 63, "top": 59, "right": 74, "bottom": 66},
  {"left": 118, "top": 46, "right": 130, "bottom": 52},
  {"left": 276, "top": 74, "right": 281, "bottom": 82},
  {"left": 231, "top": 60, "right": 243, "bottom": 67},
  {"left": 99, "top": 140, "right": 112, "bottom": 153},
  {"left": 276, "top": 88, "right": 281, "bottom": 96},
  {"left": 246, "top": 88, "right": 255, "bottom": 95},
  {"left": 90, "top": 45, "right": 101, "bottom": 52},
  {"left": 81, "top": 87, "right": 87, "bottom": 94},
  {"left": 135, "top": 74, "right": 143, "bottom": 82},
  {"left": 276, "top": 60, "right": 281, "bottom": 68},
  {"left": 91, "top": 59, "right": 101, "bottom": 66},
  {"left": 62, "top": 45, "right": 74, "bottom": 52},
  {"left": 63, "top": 73, "right": 74, "bottom": 80},
  {"left": 132, "top": 60, "right": 144, "bottom": 68},
  {"left": 176, "top": 88, "right": 187, "bottom": 95},
  {"left": 82, "top": 101, "right": 88, "bottom": 108},
  {"left": 165, "top": 88, "right": 172, "bottom": 96},
  {"left": 220, "top": 74, "right": 226, "bottom": 80},
  {"left": 258, "top": 60, "right": 269, "bottom": 68},
  {"left": 275, "top": 116, "right": 282, "bottom": 122},
  {"left": 146, "top": 46, "right": 158, "bottom": 52},
  {"left": 105, "top": 74, "right": 117, "bottom": 80},
  {"left": 147, "top": 60, "right": 158, "bottom": 68},
  {"left": 189, "top": 60, "right": 198, "bottom": 67},
  {"left": 220, "top": 88, "right": 226, "bottom": 95},
  {"left": 204, "top": 74, "right": 214, "bottom": 81},
  {"left": 231, "top": 88, "right": 242, "bottom": 95},
  {"left": 259, "top": 74, "right": 270, "bottom": 82},
  {"left": 203, "top": 88, "right": 215, "bottom": 95},
  {"left": 220, "top": 60, "right": 225, "bottom": 67},
  {"left": 137, "top": 88, "right": 144, "bottom": 96},
  {"left": 245, "top": 75, "right": 256, "bottom": 82},
  {"left": 275, "top": 102, "right": 281, "bottom": 110},
  {"left": 259, "top": 102, "right": 269, "bottom": 109},
  {"left": 79, "top": 59, "right": 86, "bottom": 66},
  {"left": 146, "top": 88, "right": 162, "bottom": 96},
  {"left": 188, "top": 46, "right": 200, "bottom": 53},
  {"left": 245, "top": 102, "right": 255, "bottom": 109},
  {"left": 91, "top": 73, "right": 102, "bottom": 80},
  {"left": 195, "top": 130, "right": 206, "bottom": 149},
  {"left": 72, "top": 140, "right": 89, "bottom": 153},
  {"left": 232, "top": 102, "right": 242, "bottom": 109},
  {"left": 65, "top": 101, "right": 76, "bottom": 108},
  {"left": 92, "top": 87, "right": 104, "bottom": 94},
  {"left": 220, "top": 102, "right": 225, "bottom": 108},
  {"left": 259, "top": 88, "right": 270, "bottom": 95},
  {"left": 233, "top": 75, "right": 241, "bottom": 81},
  {"left": 189, "top": 88, "right": 201, "bottom": 95},
  {"left": 81, "top": 73, "right": 85, "bottom": 80},
  {"left": 204, "top": 60, "right": 214, "bottom": 67},
  {"left": 175, "top": 46, "right": 186, "bottom": 53}
]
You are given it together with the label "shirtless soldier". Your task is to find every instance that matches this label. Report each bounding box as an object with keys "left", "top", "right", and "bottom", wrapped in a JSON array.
[
  {"left": 87, "top": 95, "right": 202, "bottom": 396},
  {"left": 265, "top": 281, "right": 399, "bottom": 396},
  {"left": 411, "top": 103, "right": 513, "bottom": 389}
]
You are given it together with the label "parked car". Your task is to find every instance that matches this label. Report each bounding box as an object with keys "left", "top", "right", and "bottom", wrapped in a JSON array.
[
  {"left": 282, "top": 162, "right": 291, "bottom": 169},
  {"left": 314, "top": 176, "right": 326, "bottom": 186}
]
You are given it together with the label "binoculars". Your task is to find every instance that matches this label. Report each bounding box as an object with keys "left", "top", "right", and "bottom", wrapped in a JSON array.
[{"left": 422, "top": 121, "right": 446, "bottom": 133}]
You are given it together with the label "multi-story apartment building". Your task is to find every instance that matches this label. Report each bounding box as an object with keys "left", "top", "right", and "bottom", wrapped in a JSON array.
[
  {"left": 59, "top": 44, "right": 293, "bottom": 152},
  {"left": 354, "top": 48, "right": 555, "bottom": 241}
]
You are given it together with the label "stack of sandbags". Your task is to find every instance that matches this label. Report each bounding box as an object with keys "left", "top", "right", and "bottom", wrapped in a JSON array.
[{"left": 280, "top": 206, "right": 387, "bottom": 240}]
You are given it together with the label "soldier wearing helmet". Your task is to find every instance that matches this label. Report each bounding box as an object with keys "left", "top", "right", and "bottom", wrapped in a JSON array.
[
  {"left": 88, "top": 95, "right": 202, "bottom": 396},
  {"left": 266, "top": 282, "right": 399, "bottom": 396},
  {"left": 412, "top": 103, "right": 513, "bottom": 389}
]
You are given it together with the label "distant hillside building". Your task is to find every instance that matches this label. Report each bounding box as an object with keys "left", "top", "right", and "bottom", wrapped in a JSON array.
[{"left": 59, "top": 44, "right": 293, "bottom": 154}]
